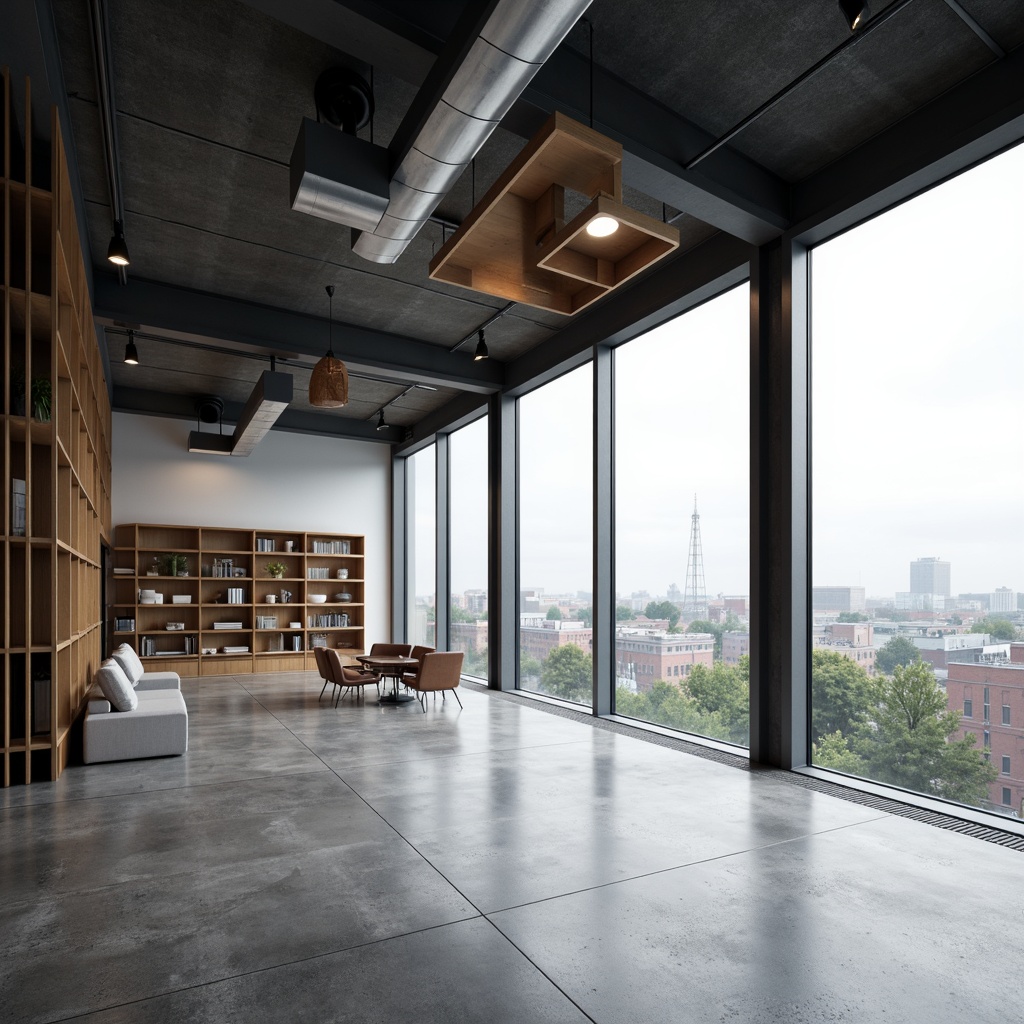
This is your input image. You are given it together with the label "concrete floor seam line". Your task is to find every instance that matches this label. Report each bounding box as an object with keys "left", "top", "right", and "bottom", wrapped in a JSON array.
[
  {"left": 479, "top": 914, "right": 602, "bottom": 1024},
  {"left": 42, "top": 913, "right": 489, "bottom": 1024}
]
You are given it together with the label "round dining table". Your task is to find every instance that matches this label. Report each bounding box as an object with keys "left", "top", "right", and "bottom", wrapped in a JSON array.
[{"left": 356, "top": 654, "right": 418, "bottom": 705}]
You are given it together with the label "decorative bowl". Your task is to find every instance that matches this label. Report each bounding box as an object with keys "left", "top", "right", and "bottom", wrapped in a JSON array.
[
  {"left": 335, "top": 592, "right": 353, "bottom": 603},
  {"left": 308, "top": 594, "right": 327, "bottom": 604}
]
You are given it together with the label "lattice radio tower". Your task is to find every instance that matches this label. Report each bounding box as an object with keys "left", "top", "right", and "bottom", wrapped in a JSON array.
[{"left": 682, "top": 494, "right": 708, "bottom": 621}]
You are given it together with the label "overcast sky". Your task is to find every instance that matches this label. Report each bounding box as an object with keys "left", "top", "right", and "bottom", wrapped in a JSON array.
[{"left": 436, "top": 140, "right": 1024, "bottom": 603}]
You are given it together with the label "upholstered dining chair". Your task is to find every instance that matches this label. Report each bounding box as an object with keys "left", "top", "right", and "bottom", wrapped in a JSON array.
[
  {"left": 401, "top": 645, "right": 435, "bottom": 688},
  {"left": 326, "top": 648, "right": 380, "bottom": 705},
  {"left": 405, "top": 651, "right": 464, "bottom": 713},
  {"left": 367, "top": 642, "right": 413, "bottom": 657},
  {"left": 314, "top": 646, "right": 338, "bottom": 703}
]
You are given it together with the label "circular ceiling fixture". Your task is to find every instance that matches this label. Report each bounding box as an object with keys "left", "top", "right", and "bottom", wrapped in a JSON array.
[{"left": 314, "top": 67, "right": 374, "bottom": 135}]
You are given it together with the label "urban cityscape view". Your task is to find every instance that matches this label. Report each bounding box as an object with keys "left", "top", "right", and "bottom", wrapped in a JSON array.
[{"left": 409, "top": 141, "right": 1023, "bottom": 822}]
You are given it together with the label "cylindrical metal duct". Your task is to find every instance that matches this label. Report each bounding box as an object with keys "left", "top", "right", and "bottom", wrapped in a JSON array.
[{"left": 352, "top": 0, "right": 592, "bottom": 264}]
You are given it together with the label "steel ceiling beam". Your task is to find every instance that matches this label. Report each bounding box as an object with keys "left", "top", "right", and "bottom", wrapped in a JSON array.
[
  {"left": 791, "top": 42, "right": 1024, "bottom": 240},
  {"left": 93, "top": 277, "right": 505, "bottom": 394},
  {"left": 237, "top": 0, "right": 790, "bottom": 244},
  {"left": 113, "top": 386, "right": 403, "bottom": 443}
]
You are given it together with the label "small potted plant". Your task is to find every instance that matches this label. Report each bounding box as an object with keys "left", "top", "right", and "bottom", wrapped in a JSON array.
[
  {"left": 265, "top": 561, "right": 287, "bottom": 579},
  {"left": 31, "top": 377, "right": 52, "bottom": 421},
  {"left": 163, "top": 553, "right": 189, "bottom": 576}
]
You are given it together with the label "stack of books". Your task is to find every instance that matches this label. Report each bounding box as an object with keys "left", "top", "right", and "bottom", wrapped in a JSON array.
[
  {"left": 221, "top": 645, "right": 249, "bottom": 654},
  {"left": 213, "top": 621, "right": 243, "bottom": 630},
  {"left": 255, "top": 615, "right": 278, "bottom": 629},
  {"left": 226, "top": 587, "right": 245, "bottom": 604}
]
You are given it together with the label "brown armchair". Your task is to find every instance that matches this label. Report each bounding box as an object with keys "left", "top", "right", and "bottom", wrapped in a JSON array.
[
  {"left": 368, "top": 643, "right": 413, "bottom": 657},
  {"left": 405, "top": 651, "right": 464, "bottom": 713},
  {"left": 325, "top": 649, "right": 380, "bottom": 705}
]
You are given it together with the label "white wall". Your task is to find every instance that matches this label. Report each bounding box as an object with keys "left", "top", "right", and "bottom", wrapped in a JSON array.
[{"left": 112, "top": 412, "right": 391, "bottom": 644}]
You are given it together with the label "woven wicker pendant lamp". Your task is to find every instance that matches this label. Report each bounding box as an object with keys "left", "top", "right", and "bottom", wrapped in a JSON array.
[{"left": 309, "top": 284, "right": 349, "bottom": 407}]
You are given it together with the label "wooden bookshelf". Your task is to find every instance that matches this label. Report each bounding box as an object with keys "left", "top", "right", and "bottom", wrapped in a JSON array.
[
  {"left": 113, "top": 524, "right": 365, "bottom": 676},
  {"left": 2, "top": 70, "right": 112, "bottom": 786}
]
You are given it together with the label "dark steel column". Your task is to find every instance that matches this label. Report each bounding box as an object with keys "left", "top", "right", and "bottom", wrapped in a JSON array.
[
  {"left": 749, "top": 238, "right": 809, "bottom": 768},
  {"left": 592, "top": 344, "right": 614, "bottom": 716},
  {"left": 391, "top": 454, "right": 406, "bottom": 644},
  {"left": 434, "top": 432, "right": 450, "bottom": 652},
  {"left": 487, "top": 392, "right": 518, "bottom": 690}
]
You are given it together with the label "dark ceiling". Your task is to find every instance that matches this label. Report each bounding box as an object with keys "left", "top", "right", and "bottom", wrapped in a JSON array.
[{"left": 40, "top": 0, "right": 1023, "bottom": 442}]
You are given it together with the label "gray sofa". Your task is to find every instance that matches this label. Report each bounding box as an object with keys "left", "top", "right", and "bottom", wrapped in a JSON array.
[{"left": 83, "top": 647, "right": 188, "bottom": 765}]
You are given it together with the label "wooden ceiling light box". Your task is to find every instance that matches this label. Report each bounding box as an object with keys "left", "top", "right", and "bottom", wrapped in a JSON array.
[{"left": 428, "top": 112, "right": 679, "bottom": 316}]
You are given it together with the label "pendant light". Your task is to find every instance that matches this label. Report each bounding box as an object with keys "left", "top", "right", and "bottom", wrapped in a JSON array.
[
  {"left": 308, "top": 284, "right": 349, "bottom": 407},
  {"left": 123, "top": 329, "right": 139, "bottom": 365},
  {"left": 837, "top": 0, "right": 869, "bottom": 31},
  {"left": 473, "top": 328, "right": 489, "bottom": 361},
  {"left": 107, "top": 220, "right": 130, "bottom": 266}
]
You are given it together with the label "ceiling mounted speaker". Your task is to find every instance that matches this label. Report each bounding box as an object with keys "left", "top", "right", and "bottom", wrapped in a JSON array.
[
  {"left": 314, "top": 67, "right": 374, "bottom": 135},
  {"left": 195, "top": 395, "right": 224, "bottom": 424}
]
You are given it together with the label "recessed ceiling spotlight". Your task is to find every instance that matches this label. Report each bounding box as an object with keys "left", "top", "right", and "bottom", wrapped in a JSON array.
[
  {"left": 837, "top": 0, "right": 869, "bottom": 31},
  {"left": 586, "top": 214, "right": 619, "bottom": 238}
]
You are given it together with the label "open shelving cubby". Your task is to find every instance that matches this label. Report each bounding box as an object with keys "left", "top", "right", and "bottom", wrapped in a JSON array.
[{"left": 113, "top": 524, "right": 365, "bottom": 676}]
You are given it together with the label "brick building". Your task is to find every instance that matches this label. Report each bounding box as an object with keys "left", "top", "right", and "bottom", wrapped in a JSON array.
[
  {"left": 946, "top": 643, "right": 1024, "bottom": 816},
  {"left": 519, "top": 620, "right": 592, "bottom": 664},
  {"left": 813, "top": 621, "right": 876, "bottom": 676},
  {"left": 615, "top": 630, "right": 715, "bottom": 692}
]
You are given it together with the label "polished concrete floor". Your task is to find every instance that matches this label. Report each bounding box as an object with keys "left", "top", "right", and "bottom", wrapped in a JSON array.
[{"left": 2, "top": 672, "right": 1021, "bottom": 1023}]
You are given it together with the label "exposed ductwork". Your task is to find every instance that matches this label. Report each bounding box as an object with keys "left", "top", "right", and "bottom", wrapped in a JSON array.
[{"left": 289, "top": 0, "right": 593, "bottom": 265}]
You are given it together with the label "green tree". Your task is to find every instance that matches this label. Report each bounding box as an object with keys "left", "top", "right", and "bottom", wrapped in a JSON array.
[
  {"left": 854, "top": 661, "right": 996, "bottom": 805},
  {"left": 684, "top": 657, "right": 749, "bottom": 744},
  {"left": 813, "top": 730, "right": 866, "bottom": 775},
  {"left": 578, "top": 606, "right": 593, "bottom": 627},
  {"left": 616, "top": 680, "right": 728, "bottom": 738},
  {"left": 450, "top": 602, "right": 476, "bottom": 623},
  {"left": 644, "top": 600, "right": 680, "bottom": 628},
  {"left": 546, "top": 605, "right": 562, "bottom": 620},
  {"left": 616, "top": 605, "right": 636, "bottom": 621},
  {"left": 973, "top": 617, "right": 1017, "bottom": 642},
  {"left": 686, "top": 619, "right": 723, "bottom": 659},
  {"left": 838, "top": 611, "right": 868, "bottom": 623},
  {"left": 540, "top": 643, "right": 591, "bottom": 702},
  {"left": 519, "top": 653, "right": 542, "bottom": 684},
  {"left": 810, "top": 650, "right": 872, "bottom": 744},
  {"left": 875, "top": 635, "right": 921, "bottom": 675}
]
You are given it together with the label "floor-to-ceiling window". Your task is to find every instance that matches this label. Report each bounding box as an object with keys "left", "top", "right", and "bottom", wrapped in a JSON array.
[
  {"left": 449, "top": 416, "right": 488, "bottom": 678},
  {"left": 407, "top": 445, "right": 436, "bottom": 648},
  {"left": 811, "top": 141, "right": 1024, "bottom": 816},
  {"left": 613, "top": 285, "right": 750, "bottom": 745},
  {"left": 518, "top": 365, "right": 593, "bottom": 706}
]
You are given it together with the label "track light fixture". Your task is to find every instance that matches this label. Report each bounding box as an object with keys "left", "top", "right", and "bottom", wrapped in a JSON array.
[
  {"left": 376, "top": 409, "right": 388, "bottom": 431},
  {"left": 474, "top": 328, "right": 489, "bottom": 362},
  {"left": 837, "top": 0, "right": 869, "bottom": 31},
  {"left": 308, "top": 284, "right": 349, "bottom": 407},
  {"left": 107, "top": 220, "right": 130, "bottom": 266},
  {"left": 123, "top": 329, "right": 139, "bottom": 365}
]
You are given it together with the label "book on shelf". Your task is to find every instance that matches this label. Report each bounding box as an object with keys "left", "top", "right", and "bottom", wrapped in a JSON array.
[
  {"left": 115, "top": 617, "right": 136, "bottom": 632},
  {"left": 213, "top": 621, "right": 244, "bottom": 629},
  {"left": 11, "top": 478, "right": 25, "bottom": 537},
  {"left": 221, "top": 645, "right": 250, "bottom": 654},
  {"left": 256, "top": 615, "right": 278, "bottom": 629},
  {"left": 113, "top": 567, "right": 134, "bottom": 575},
  {"left": 307, "top": 567, "right": 329, "bottom": 579},
  {"left": 226, "top": 587, "right": 245, "bottom": 604},
  {"left": 311, "top": 539, "right": 351, "bottom": 554},
  {"left": 256, "top": 537, "right": 276, "bottom": 552}
]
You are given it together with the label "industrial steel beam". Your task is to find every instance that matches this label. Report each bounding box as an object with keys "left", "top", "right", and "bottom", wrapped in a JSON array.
[{"left": 94, "top": 277, "right": 505, "bottom": 394}]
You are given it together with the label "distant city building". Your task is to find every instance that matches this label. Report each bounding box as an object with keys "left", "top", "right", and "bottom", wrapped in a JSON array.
[
  {"left": 463, "top": 589, "right": 488, "bottom": 614},
  {"left": 895, "top": 592, "right": 947, "bottom": 612},
  {"left": 814, "top": 622, "right": 876, "bottom": 675},
  {"left": 724, "top": 596, "right": 748, "bottom": 618},
  {"left": 615, "top": 629, "right": 715, "bottom": 693},
  {"left": 722, "top": 632, "right": 749, "bottom": 665},
  {"left": 989, "top": 588, "right": 1017, "bottom": 614},
  {"left": 910, "top": 557, "right": 950, "bottom": 597},
  {"left": 519, "top": 618, "right": 592, "bottom": 663},
  {"left": 450, "top": 620, "right": 488, "bottom": 654},
  {"left": 946, "top": 643, "right": 1024, "bottom": 816},
  {"left": 812, "top": 586, "right": 866, "bottom": 612},
  {"left": 912, "top": 633, "right": 992, "bottom": 671}
]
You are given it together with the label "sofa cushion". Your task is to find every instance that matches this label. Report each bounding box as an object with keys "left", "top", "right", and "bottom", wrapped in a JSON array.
[
  {"left": 95, "top": 660, "right": 138, "bottom": 712},
  {"left": 136, "top": 671, "right": 181, "bottom": 691},
  {"left": 111, "top": 643, "right": 145, "bottom": 685},
  {"left": 83, "top": 688, "right": 188, "bottom": 764}
]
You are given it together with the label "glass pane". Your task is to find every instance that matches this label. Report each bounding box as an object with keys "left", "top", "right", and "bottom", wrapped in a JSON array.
[
  {"left": 449, "top": 417, "right": 488, "bottom": 678},
  {"left": 407, "top": 446, "right": 435, "bottom": 648},
  {"left": 613, "top": 285, "right": 750, "bottom": 746},
  {"left": 518, "top": 365, "right": 593, "bottom": 706},
  {"left": 811, "top": 142, "right": 1024, "bottom": 817}
]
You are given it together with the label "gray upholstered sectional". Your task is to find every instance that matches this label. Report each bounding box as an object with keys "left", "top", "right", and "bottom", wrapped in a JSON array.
[{"left": 83, "top": 645, "right": 188, "bottom": 764}]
